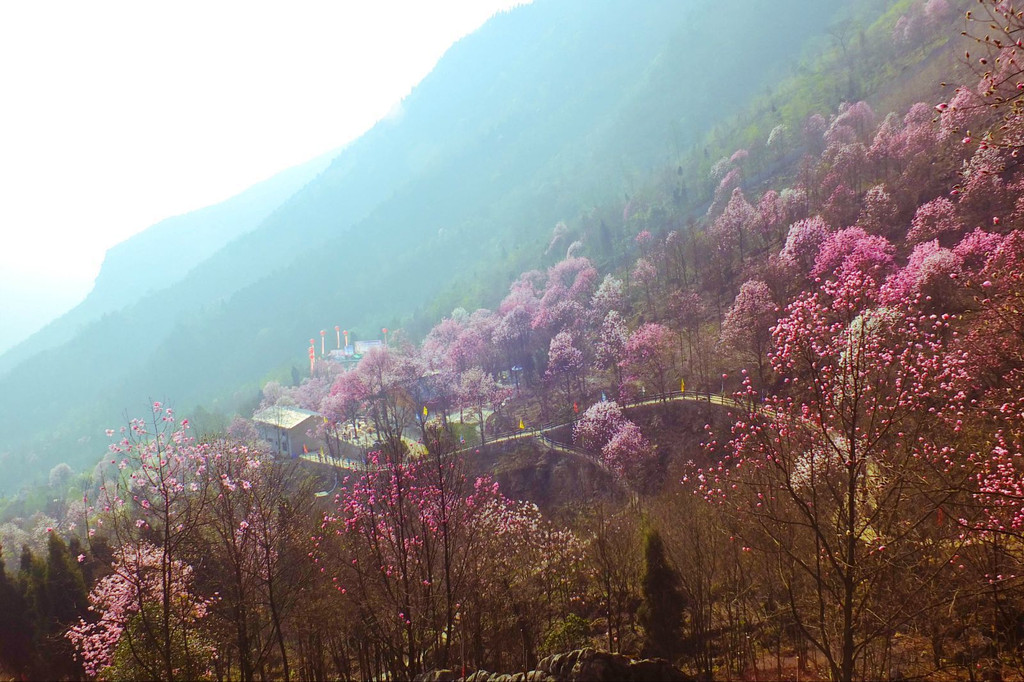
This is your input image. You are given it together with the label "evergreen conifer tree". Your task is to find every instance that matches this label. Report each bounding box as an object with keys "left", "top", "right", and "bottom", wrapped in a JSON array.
[
  {"left": 0, "top": 544, "right": 34, "bottom": 676},
  {"left": 42, "top": 532, "right": 89, "bottom": 679},
  {"left": 638, "top": 529, "right": 686, "bottom": 662},
  {"left": 16, "top": 545, "right": 45, "bottom": 677}
]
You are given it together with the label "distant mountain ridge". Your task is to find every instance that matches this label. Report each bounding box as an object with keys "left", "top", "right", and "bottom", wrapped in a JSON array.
[
  {"left": 0, "top": 149, "right": 336, "bottom": 377},
  {"left": 0, "top": 0, "right": 845, "bottom": 492}
]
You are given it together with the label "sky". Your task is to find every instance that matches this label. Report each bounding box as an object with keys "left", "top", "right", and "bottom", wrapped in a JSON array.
[{"left": 0, "top": 0, "right": 529, "bottom": 354}]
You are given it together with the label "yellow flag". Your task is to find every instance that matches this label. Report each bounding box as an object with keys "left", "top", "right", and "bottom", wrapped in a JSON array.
[
  {"left": 519, "top": 418, "right": 525, "bottom": 430},
  {"left": 680, "top": 378, "right": 685, "bottom": 392},
  {"left": 423, "top": 406, "right": 428, "bottom": 417}
]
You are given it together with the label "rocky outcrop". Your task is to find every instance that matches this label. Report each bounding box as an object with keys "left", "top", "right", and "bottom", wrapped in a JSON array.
[{"left": 414, "top": 648, "right": 691, "bottom": 682}]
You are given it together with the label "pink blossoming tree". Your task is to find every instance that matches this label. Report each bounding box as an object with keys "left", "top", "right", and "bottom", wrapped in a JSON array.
[
  {"left": 720, "top": 279, "right": 778, "bottom": 389},
  {"left": 695, "top": 269, "right": 975, "bottom": 681},
  {"left": 620, "top": 323, "right": 675, "bottom": 400},
  {"left": 77, "top": 406, "right": 217, "bottom": 680}
]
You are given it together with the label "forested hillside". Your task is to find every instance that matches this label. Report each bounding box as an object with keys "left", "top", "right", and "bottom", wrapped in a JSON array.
[
  {"left": 0, "top": 0, "right": 843, "bottom": 493},
  {"left": 9, "top": 0, "right": 1024, "bottom": 680}
]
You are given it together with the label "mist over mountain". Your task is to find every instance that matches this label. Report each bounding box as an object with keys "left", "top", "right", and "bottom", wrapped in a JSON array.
[
  {"left": 0, "top": 0, "right": 843, "bottom": 491},
  {"left": 0, "top": 273, "right": 84, "bottom": 358},
  {"left": 0, "top": 151, "right": 336, "bottom": 378}
]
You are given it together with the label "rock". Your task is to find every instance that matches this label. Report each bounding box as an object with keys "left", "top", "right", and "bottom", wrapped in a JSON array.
[
  {"left": 570, "top": 648, "right": 632, "bottom": 681},
  {"left": 418, "top": 648, "right": 690, "bottom": 682},
  {"left": 414, "top": 670, "right": 458, "bottom": 682},
  {"left": 628, "top": 658, "right": 688, "bottom": 682},
  {"left": 557, "top": 649, "right": 584, "bottom": 677},
  {"left": 539, "top": 652, "right": 568, "bottom": 677}
]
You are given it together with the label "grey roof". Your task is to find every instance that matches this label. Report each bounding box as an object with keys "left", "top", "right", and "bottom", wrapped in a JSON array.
[{"left": 252, "top": 406, "right": 322, "bottom": 430}]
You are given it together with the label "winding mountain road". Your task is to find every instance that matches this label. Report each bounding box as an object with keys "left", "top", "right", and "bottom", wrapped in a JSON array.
[{"left": 303, "top": 390, "right": 744, "bottom": 479}]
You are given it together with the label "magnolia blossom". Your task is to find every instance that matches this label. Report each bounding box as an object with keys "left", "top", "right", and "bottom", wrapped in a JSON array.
[
  {"left": 720, "top": 279, "right": 777, "bottom": 385},
  {"left": 812, "top": 226, "right": 895, "bottom": 282},
  {"left": 780, "top": 216, "right": 830, "bottom": 274},
  {"left": 574, "top": 401, "right": 628, "bottom": 452},
  {"left": 66, "top": 544, "right": 215, "bottom": 677},
  {"left": 620, "top": 323, "right": 674, "bottom": 396},
  {"left": 590, "top": 274, "right": 625, "bottom": 321},
  {"left": 907, "top": 196, "right": 961, "bottom": 244},
  {"left": 694, "top": 267, "right": 972, "bottom": 681},
  {"left": 857, "top": 185, "right": 898, "bottom": 235},
  {"left": 601, "top": 421, "right": 656, "bottom": 486}
]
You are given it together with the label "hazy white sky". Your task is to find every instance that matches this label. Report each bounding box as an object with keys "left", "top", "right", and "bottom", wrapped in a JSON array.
[{"left": 0, "top": 0, "right": 528, "bottom": 353}]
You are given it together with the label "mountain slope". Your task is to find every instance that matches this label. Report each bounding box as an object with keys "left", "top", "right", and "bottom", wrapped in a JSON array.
[{"left": 0, "top": 0, "right": 845, "bottom": 492}]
